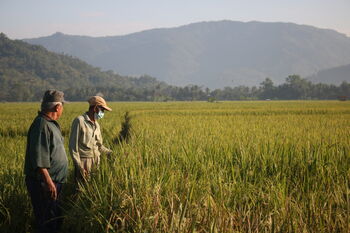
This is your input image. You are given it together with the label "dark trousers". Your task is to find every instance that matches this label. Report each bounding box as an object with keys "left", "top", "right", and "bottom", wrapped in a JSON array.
[{"left": 25, "top": 176, "right": 63, "bottom": 233}]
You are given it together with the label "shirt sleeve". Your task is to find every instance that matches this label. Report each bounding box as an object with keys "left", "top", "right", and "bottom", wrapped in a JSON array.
[
  {"left": 100, "top": 144, "right": 112, "bottom": 155},
  {"left": 69, "top": 118, "right": 83, "bottom": 170},
  {"left": 96, "top": 127, "right": 112, "bottom": 155},
  {"left": 29, "top": 122, "right": 51, "bottom": 169}
]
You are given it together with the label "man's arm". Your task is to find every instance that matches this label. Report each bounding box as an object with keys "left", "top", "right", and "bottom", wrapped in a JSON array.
[
  {"left": 96, "top": 131, "right": 112, "bottom": 156},
  {"left": 96, "top": 123, "right": 112, "bottom": 156},
  {"left": 100, "top": 144, "right": 112, "bottom": 155},
  {"left": 69, "top": 118, "right": 84, "bottom": 172},
  {"left": 38, "top": 168, "right": 57, "bottom": 200}
]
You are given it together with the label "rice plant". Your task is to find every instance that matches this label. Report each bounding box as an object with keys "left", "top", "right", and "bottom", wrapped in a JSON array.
[{"left": 0, "top": 101, "right": 349, "bottom": 232}]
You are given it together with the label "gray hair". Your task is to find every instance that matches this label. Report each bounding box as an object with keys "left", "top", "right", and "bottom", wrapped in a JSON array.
[{"left": 41, "top": 102, "right": 62, "bottom": 112}]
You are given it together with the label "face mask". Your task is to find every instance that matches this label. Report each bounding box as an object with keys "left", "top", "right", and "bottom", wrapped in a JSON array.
[{"left": 94, "top": 110, "right": 104, "bottom": 120}]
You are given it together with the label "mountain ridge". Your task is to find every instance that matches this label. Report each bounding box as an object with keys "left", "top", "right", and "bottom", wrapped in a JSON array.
[
  {"left": 34, "top": 20, "right": 350, "bottom": 40},
  {"left": 2, "top": 33, "right": 349, "bottom": 101},
  {"left": 24, "top": 20, "right": 350, "bottom": 88}
]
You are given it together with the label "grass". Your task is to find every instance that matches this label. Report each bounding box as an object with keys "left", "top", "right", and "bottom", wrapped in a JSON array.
[{"left": 0, "top": 101, "right": 349, "bottom": 232}]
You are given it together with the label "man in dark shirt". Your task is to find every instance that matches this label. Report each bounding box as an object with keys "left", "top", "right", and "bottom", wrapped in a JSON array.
[{"left": 24, "top": 90, "right": 68, "bottom": 233}]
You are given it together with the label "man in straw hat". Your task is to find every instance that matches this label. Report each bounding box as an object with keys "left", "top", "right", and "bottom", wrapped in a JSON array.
[
  {"left": 69, "top": 96, "right": 112, "bottom": 187},
  {"left": 24, "top": 90, "right": 68, "bottom": 233}
]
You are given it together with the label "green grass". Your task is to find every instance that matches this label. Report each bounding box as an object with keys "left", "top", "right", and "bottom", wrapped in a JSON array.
[{"left": 0, "top": 101, "right": 349, "bottom": 232}]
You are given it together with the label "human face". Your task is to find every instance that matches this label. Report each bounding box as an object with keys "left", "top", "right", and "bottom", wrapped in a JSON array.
[
  {"left": 94, "top": 106, "right": 105, "bottom": 113},
  {"left": 94, "top": 106, "right": 105, "bottom": 120},
  {"left": 56, "top": 103, "right": 64, "bottom": 119},
  {"left": 98, "top": 106, "right": 105, "bottom": 113}
]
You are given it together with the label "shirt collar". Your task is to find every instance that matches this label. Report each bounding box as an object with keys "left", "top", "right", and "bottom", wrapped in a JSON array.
[
  {"left": 38, "top": 111, "right": 55, "bottom": 122},
  {"left": 83, "top": 112, "right": 95, "bottom": 125},
  {"left": 38, "top": 111, "right": 61, "bottom": 129}
]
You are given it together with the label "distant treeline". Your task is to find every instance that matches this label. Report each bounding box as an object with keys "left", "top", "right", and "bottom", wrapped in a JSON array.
[
  {"left": 63, "top": 75, "right": 349, "bottom": 101},
  {"left": 209, "top": 75, "right": 350, "bottom": 101},
  {"left": 1, "top": 33, "right": 349, "bottom": 101}
]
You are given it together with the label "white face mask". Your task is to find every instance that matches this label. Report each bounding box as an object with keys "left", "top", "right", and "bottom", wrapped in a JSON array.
[{"left": 94, "top": 110, "right": 104, "bottom": 120}]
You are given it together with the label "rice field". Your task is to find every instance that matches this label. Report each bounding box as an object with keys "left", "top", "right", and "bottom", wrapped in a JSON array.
[{"left": 0, "top": 101, "right": 349, "bottom": 232}]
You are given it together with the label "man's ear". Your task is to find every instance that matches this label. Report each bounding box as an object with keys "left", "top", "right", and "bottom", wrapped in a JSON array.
[{"left": 55, "top": 104, "right": 60, "bottom": 112}]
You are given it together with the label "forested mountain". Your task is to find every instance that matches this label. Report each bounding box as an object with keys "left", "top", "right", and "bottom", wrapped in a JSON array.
[
  {"left": 1, "top": 33, "right": 349, "bottom": 101},
  {"left": 0, "top": 33, "right": 167, "bottom": 101},
  {"left": 25, "top": 20, "right": 350, "bottom": 88},
  {"left": 308, "top": 64, "right": 350, "bottom": 84}
]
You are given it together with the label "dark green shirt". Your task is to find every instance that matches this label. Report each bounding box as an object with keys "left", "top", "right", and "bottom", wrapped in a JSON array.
[{"left": 24, "top": 113, "right": 68, "bottom": 183}]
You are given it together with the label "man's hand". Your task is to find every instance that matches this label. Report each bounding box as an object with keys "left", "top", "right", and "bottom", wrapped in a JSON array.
[
  {"left": 38, "top": 168, "right": 57, "bottom": 200},
  {"left": 47, "top": 179, "right": 58, "bottom": 200},
  {"left": 80, "top": 167, "right": 88, "bottom": 179}
]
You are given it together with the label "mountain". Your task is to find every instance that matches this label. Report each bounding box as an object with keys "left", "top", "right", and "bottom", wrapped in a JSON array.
[
  {"left": 24, "top": 20, "right": 350, "bottom": 88},
  {"left": 1, "top": 33, "right": 349, "bottom": 101},
  {"left": 0, "top": 33, "right": 166, "bottom": 101},
  {"left": 308, "top": 64, "right": 350, "bottom": 84}
]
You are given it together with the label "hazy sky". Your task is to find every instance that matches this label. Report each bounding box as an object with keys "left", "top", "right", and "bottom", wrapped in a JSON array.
[{"left": 1, "top": 0, "right": 349, "bottom": 39}]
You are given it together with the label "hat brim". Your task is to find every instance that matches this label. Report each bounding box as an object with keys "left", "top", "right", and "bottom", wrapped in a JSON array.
[{"left": 101, "top": 106, "right": 112, "bottom": 111}]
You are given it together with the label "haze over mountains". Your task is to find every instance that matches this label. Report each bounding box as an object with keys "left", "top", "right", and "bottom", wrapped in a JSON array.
[
  {"left": 308, "top": 64, "right": 350, "bottom": 85},
  {"left": 25, "top": 20, "right": 350, "bottom": 88},
  {"left": 1, "top": 33, "right": 349, "bottom": 101}
]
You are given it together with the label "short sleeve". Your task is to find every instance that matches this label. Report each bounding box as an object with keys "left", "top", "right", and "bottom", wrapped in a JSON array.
[{"left": 28, "top": 121, "right": 51, "bottom": 169}]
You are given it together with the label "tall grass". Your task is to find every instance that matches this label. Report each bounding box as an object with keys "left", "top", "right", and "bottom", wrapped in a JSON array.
[{"left": 0, "top": 101, "right": 349, "bottom": 232}]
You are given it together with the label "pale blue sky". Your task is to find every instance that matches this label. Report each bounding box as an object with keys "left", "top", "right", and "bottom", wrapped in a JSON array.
[{"left": 1, "top": 0, "right": 349, "bottom": 39}]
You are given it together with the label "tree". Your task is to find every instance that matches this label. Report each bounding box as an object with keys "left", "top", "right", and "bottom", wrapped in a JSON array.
[
  {"left": 280, "top": 75, "right": 311, "bottom": 99},
  {"left": 259, "top": 77, "right": 275, "bottom": 99}
]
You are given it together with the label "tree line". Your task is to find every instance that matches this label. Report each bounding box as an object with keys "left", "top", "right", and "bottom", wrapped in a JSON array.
[
  {"left": 61, "top": 75, "right": 350, "bottom": 101},
  {"left": 210, "top": 75, "right": 350, "bottom": 101}
]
